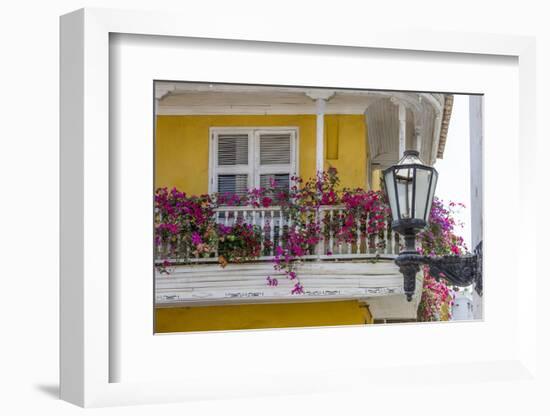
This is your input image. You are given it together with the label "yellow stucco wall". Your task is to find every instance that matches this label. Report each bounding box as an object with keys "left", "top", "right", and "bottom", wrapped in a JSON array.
[
  {"left": 324, "top": 114, "right": 368, "bottom": 189},
  {"left": 155, "top": 114, "right": 367, "bottom": 192},
  {"left": 155, "top": 114, "right": 371, "bottom": 332},
  {"left": 371, "top": 169, "right": 382, "bottom": 191},
  {"left": 156, "top": 300, "right": 373, "bottom": 333}
]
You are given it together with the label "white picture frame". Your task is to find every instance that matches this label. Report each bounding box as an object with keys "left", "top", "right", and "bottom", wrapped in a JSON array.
[{"left": 60, "top": 8, "right": 538, "bottom": 408}]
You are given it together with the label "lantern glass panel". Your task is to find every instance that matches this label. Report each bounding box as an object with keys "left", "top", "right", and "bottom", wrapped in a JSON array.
[
  {"left": 414, "top": 167, "right": 432, "bottom": 221},
  {"left": 396, "top": 167, "right": 414, "bottom": 219},
  {"left": 384, "top": 169, "right": 399, "bottom": 220},
  {"left": 425, "top": 170, "right": 438, "bottom": 222}
]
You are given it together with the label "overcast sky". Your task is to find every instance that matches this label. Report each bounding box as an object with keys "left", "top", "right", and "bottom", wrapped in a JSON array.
[{"left": 433, "top": 94, "right": 472, "bottom": 251}]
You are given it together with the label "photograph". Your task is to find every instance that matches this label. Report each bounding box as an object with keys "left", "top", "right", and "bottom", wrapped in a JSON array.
[{"left": 153, "top": 82, "right": 483, "bottom": 333}]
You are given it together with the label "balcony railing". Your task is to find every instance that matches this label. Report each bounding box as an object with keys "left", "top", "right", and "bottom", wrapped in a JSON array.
[{"left": 155, "top": 205, "right": 404, "bottom": 264}]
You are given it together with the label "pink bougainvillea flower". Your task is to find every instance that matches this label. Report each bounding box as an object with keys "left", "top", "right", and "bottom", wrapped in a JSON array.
[
  {"left": 266, "top": 276, "right": 279, "bottom": 287},
  {"left": 291, "top": 283, "right": 304, "bottom": 295},
  {"left": 191, "top": 232, "right": 202, "bottom": 246},
  {"left": 218, "top": 224, "right": 231, "bottom": 235}
]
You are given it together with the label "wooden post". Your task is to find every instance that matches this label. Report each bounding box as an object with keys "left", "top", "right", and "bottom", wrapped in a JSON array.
[
  {"left": 415, "top": 125, "right": 422, "bottom": 152},
  {"left": 316, "top": 98, "right": 326, "bottom": 173},
  {"left": 398, "top": 103, "right": 406, "bottom": 159},
  {"left": 306, "top": 90, "right": 334, "bottom": 174}
]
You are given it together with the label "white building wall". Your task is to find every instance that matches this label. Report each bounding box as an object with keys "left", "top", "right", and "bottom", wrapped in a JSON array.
[
  {"left": 452, "top": 292, "right": 474, "bottom": 321},
  {"left": 469, "top": 95, "right": 483, "bottom": 320}
]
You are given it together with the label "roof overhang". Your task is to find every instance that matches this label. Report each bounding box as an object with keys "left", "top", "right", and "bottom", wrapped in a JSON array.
[{"left": 155, "top": 82, "right": 453, "bottom": 165}]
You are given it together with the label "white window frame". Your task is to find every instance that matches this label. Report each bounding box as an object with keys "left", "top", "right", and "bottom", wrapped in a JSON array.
[{"left": 209, "top": 126, "right": 299, "bottom": 194}]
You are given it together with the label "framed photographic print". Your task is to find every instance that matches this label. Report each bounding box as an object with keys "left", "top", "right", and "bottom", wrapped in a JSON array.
[
  {"left": 60, "top": 7, "right": 538, "bottom": 408},
  {"left": 152, "top": 80, "right": 480, "bottom": 333}
]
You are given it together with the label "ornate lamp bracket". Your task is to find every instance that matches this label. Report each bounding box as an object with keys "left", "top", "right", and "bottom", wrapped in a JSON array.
[{"left": 395, "top": 242, "right": 483, "bottom": 302}]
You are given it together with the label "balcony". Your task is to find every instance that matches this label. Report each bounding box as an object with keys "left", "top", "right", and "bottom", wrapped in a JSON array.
[{"left": 154, "top": 204, "right": 422, "bottom": 318}]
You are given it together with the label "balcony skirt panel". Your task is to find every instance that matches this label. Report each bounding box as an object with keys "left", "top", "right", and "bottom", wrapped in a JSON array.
[{"left": 156, "top": 260, "right": 407, "bottom": 306}]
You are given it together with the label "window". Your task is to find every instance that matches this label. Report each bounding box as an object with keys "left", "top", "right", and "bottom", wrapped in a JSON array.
[{"left": 210, "top": 127, "right": 298, "bottom": 196}]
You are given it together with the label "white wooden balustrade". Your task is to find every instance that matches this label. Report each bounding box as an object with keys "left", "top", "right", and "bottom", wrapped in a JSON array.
[{"left": 155, "top": 205, "right": 404, "bottom": 264}]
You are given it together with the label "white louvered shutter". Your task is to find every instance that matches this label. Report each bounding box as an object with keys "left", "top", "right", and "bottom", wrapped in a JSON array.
[
  {"left": 213, "top": 133, "right": 250, "bottom": 197},
  {"left": 256, "top": 131, "right": 295, "bottom": 191},
  {"left": 259, "top": 173, "right": 291, "bottom": 190},
  {"left": 259, "top": 134, "right": 291, "bottom": 165},
  {"left": 218, "top": 174, "right": 249, "bottom": 196},
  {"left": 218, "top": 134, "right": 248, "bottom": 166}
]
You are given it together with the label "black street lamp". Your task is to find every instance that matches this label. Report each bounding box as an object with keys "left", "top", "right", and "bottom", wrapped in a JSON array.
[{"left": 383, "top": 150, "right": 482, "bottom": 301}]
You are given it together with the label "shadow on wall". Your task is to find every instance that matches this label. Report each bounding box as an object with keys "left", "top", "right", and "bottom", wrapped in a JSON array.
[{"left": 34, "top": 384, "right": 59, "bottom": 399}]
